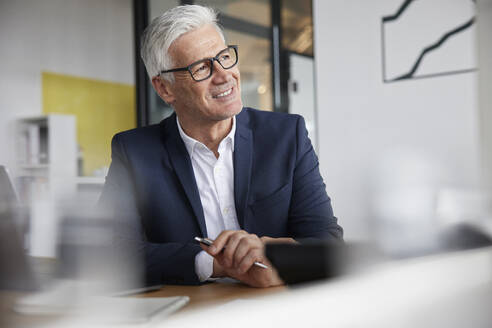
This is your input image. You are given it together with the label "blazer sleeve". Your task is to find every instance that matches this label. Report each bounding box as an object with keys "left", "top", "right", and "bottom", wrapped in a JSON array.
[
  {"left": 288, "top": 115, "right": 343, "bottom": 241},
  {"left": 98, "top": 134, "right": 203, "bottom": 285}
]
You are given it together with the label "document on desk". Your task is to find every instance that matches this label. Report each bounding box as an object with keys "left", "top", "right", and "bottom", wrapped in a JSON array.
[{"left": 14, "top": 285, "right": 189, "bottom": 324}]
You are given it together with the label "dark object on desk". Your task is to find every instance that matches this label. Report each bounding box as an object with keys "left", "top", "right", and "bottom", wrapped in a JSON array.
[
  {"left": 397, "top": 223, "right": 492, "bottom": 259},
  {"left": 266, "top": 241, "right": 381, "bottom": 285},
  {"left": 265, "top": 242, "right": 343, "bottom": 285},
  {"left": 440, "top": 223, "right": 492, "bottom": 251}
]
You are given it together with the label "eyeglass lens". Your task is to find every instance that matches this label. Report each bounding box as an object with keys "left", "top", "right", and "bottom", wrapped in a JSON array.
[{"left": 190, "top": 46, "right": 237, "bottom": 81}]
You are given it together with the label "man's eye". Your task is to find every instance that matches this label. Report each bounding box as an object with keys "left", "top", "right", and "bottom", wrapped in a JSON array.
[
  {"left": 220, "top": 54, "right": 231, "bottom": 61},
  {"left": 193, "top": 64, "right": 208, "bottom": 74}
]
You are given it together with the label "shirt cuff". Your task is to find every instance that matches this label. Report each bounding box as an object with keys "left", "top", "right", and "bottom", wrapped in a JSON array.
[{"left": 195, "top": 250, "right": 214, "bottom": 282}]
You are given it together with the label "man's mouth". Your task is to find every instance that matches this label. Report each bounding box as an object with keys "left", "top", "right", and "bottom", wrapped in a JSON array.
[{"left": 212, "top": 88, "right": 233, "bottom": 99}]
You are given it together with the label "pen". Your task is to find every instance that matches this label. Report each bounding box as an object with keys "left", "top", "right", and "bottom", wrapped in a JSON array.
[{"left": 194, "top": 236, "right": 269, "bottom": 269}]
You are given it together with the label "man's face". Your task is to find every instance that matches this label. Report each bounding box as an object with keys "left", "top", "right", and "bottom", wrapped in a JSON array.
[{"left": 156, "top": 24, "right": 242, "bottom": 123}]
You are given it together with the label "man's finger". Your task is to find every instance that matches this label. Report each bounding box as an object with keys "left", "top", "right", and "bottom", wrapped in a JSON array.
[
  {"left": 199, "top": 242, "right": 211, "bottom": 253},
  {"left": 211, "top": 230, "right": 247, "bottom": 255},
  {"left": 233, "top": 235, "right": 261, "bottom": 268},
  {"left": 237, "top": 248, "right": 263, "bottom": 274},
  {"left": 208, "top": 230, "right": 234, "bottom": 254},
  {"left": 222, "top": 232, "right": 247, "bottom": 267}
]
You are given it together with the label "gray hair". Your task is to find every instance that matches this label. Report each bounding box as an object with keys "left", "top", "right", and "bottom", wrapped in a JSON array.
[{"left": 140, "top": 5, "right": 225, "bottom": 82}]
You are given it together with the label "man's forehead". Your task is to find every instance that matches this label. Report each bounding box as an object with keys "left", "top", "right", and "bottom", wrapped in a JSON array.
[{"left": 169, "top": 25, "right": 226, "bottom": 64}]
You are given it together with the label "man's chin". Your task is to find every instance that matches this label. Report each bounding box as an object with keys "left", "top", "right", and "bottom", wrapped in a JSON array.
[
  {"left": 230, "top": 103, "right": 243, "bottom": 116},
  {"left": 215, "top": 102, "right": 243, "bottom": 120}
]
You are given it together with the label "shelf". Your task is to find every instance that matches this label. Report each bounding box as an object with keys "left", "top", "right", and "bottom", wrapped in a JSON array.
[{"left": 18, "top": 116, "right": 49, "bottom": 125}]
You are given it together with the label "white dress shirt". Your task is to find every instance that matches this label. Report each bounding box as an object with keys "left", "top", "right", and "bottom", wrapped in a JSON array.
[{"left": 176, "top": 116, "right": 240, "bottom": 281}]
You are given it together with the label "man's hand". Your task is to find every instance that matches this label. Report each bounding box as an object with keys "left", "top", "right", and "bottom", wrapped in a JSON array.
[
  {"left": 200, "top": 230, "right": 285, "bottom": 287},
  {"left": 260, "top": 236, "right": 297, "bottom": 244}
]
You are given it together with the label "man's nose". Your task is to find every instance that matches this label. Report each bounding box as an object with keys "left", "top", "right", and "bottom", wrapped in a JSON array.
[{"left": 211, "top": 60, "right": 229, "bottom": 82}]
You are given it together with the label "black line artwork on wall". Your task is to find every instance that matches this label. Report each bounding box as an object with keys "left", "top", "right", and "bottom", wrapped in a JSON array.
[{"left": 381, "top": 0, "right": 477, "bottom": 83}]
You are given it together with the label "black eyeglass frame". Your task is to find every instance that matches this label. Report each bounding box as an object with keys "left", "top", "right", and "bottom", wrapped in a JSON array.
[{"left": 158, "top": 45, "right": 239, "bottom": 82}]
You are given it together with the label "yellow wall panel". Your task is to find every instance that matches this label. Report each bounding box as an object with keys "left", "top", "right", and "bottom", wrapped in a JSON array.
[{"left": 42, "top": 72, "right": 136, "bottom": 176}]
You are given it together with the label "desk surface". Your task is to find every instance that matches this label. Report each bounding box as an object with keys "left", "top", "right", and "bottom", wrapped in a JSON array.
[
  {"left": 4, "top": 247, "right": 492, "bottom": 327},
  {"left": 137, "top": 281, "right": 287, "bottom": 311},
  {"left": 1, "top": 282, "right": 286, "bottom": 327}
]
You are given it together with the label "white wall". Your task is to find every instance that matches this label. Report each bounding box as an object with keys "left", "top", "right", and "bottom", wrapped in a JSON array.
[
  {"left": 0, "top": 0, "right": 134, "bottom": 173},
  {"left": 314, "top": 0, "right": 484, "bottom": 240}
]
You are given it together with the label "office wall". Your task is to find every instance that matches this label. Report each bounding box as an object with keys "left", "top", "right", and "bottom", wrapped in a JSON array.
[
  {"left": 313, "top": 0, "right": 483, "bottom": 240},
  {"left": 42, "top": 72, "right": 135, "bottom": 176},
  {"left": 0, "top": 0, "right": 134, "bottom": 174}
]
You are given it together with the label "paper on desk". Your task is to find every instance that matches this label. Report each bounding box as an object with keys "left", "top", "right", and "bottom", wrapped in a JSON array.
[{"left": 14, "top": 281, "right": 189, "bottom": 325}]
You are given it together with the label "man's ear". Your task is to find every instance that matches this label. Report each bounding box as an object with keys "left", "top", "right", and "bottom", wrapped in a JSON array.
[{"left": 151, "top": 76, "right": 175, "bottom": 104}]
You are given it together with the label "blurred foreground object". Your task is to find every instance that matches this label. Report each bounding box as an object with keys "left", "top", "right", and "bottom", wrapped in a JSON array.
[
  {"left": 436, "top": 188, "right": 492, "bottom": 250},
  {"left": 0, "top": 165, "right": 39, "bottom": 291},
  {"left": 369, "top": 148, "right": 492, "bottom": 258},
  {"left": 369, "top": 148, "right": 445, "bottom": 257},
  {"left": 8, "top": 205, "right": 189, "bottom": 325},
  {"left": 167, "top": 246, "right": 492, "bottom": 328}
]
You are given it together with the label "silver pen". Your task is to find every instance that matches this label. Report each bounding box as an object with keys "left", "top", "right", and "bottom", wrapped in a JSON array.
[{"left": 194, "top": 236, "right": 269, "bottom": 269}]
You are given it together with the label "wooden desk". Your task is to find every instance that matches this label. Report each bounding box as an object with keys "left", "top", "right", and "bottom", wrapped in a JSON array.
[
  {"left": 0, "top": 282, "right": 286, "bottom": 327},
  {"left": 137, "top": 281, "right": 287, "bottom": 312}
]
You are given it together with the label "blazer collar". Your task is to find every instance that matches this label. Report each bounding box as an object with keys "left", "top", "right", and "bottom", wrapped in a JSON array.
[
  {"left": 233, "top": 108, "right": 253, "bottom": 229},
  {"left": 160, "top": 113, "right": 207, "bottom": 237},
  {"left": 160, "top": 108, "right": 253, "bottom": 234}
]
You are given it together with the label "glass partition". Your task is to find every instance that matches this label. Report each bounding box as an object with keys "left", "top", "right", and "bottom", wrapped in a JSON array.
[
  {"left": 147, "top": 0, "right": 180, "bottom": 124},
  {"left": 194, "top": 0, "right": 270, "bottom": 27},
  {"left": 282, "top": 0, "right": 313, "bottom": 56},
  {"left": 225, "top": 29, "right": 273, "bottom": 111}
]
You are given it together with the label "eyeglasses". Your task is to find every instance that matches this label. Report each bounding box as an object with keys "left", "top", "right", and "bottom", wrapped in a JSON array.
[{"left": 159, "top": 45, "right": 238, "bottom": 82}]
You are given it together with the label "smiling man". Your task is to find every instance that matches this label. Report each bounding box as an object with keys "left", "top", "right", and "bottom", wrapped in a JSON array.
[{"left": 99, "top": 5, "right": 342, "bottom": 287}]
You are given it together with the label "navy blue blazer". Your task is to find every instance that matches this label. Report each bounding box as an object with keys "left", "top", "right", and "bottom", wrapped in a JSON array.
[{"left": 99, "top": 107, "right": 342, "bottom": 285}]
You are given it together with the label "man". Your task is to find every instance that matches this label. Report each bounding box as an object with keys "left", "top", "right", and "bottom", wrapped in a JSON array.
[{"left": 99, "top": 5, "right": 342, "bottom": 288}]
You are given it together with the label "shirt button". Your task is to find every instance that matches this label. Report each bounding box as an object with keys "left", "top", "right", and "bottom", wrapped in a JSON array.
[{"left": 223, "top": 207, "right": 229, "bottom": 215}]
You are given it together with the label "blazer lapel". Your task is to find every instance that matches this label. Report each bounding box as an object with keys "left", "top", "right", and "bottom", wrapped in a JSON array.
[
  {"left": 161, "top": 115, "right": 208, "bottom": 237},
  {"left": 234, "top": 111, "right": 253, "bottom": 229}
]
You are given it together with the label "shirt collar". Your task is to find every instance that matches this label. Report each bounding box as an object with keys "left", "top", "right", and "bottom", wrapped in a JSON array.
[{"left": 176, "top": 116, "right": 236, "bottom": 159}]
